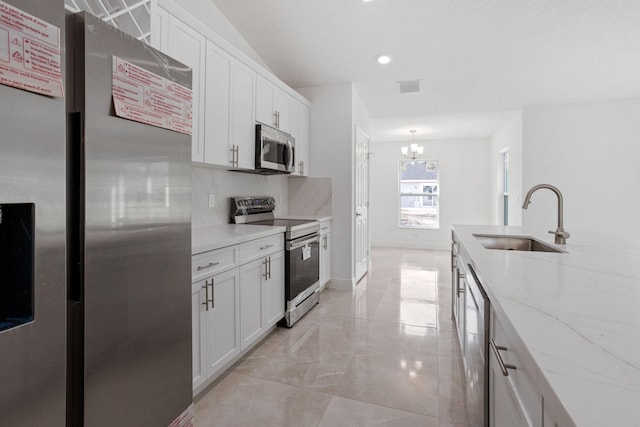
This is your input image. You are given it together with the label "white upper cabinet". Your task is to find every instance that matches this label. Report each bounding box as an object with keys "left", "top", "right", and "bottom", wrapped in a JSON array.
[
  {"left": 290, "top": 98, "right": 309, "bottom": 176},
  {"left": 230, "top": 60, "right": 256, "bottom": 170},
  {"left": 150, "top": 6, "right": 168, "bottom": 51},
  {"left": 203, "top": 41, "right": 231, "bottom": 166},
  {"left": 256, "top": 75, "right": 291, "bottom": 134},
  {"left": 166, "top": 15, "right": 206, "bottom": 162},
  {"left": 152, "top": 1, "right": 307, "bottom": 170}
]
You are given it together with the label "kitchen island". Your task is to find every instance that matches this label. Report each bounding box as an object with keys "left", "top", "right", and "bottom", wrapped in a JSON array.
[{"left": 452, "top": 225, "right": 640, "bottom": 427}]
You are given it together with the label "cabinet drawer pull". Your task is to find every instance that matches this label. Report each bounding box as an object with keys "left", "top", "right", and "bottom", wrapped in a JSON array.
[
  {"left": 490, "top": 338, "right": 517, "bottom": 376},
  {"left": 197, "top": 261, "right": 219, "bottom": 271},
  {"left": 260, "top": 244, "right": 274, "bottom": 251}
]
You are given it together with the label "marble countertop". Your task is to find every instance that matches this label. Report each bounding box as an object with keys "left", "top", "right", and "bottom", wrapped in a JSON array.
[
  {"left": 453, "top": 225, "right": 640, "bottom": 427},
  {"left": 192, "top": 224, "right": 286, "bottom": 255},
  {"left": 279, "top": 215, "right": 333, "bottom": 222}
]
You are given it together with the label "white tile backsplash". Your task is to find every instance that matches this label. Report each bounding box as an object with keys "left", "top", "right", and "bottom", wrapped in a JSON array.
[
  {"left": 288, "top": 177, "right": 332, "bottom": 216},
  {"left": 192, "top": 165, "right": 289, "bottom": 228}
]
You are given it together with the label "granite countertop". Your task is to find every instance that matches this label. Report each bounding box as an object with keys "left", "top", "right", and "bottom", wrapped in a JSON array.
[
  {"left": 278, "top": 214, "right": 333, "bottom": 222},
  {"left": 453, "top": 224, "right": 640, "bottom": 427},
  {"left": 192, "top": 224, "right": 286, "bottom": 255}
]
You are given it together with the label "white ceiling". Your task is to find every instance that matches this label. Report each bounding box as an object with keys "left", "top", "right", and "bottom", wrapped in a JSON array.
[{"left": 211, "top": 0, "right": 640, "bottom": 140}]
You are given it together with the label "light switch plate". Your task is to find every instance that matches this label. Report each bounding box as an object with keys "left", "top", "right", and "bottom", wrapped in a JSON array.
[{"left": 208, "top": 193, "right": 216, "bottom": 208}]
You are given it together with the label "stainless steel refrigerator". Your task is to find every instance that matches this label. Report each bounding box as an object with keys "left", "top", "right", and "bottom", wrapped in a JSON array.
[
  {"left": 65, "top": 11, "right": 193, "bottom": 427},
  {"left": 0, "top": 2, "right": 192, "bottom": 425},
  {"left": 0, "top": 0, "right": 67, "bottom": 425}
]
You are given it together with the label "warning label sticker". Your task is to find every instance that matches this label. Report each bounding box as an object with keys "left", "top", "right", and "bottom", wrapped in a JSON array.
[
  {"left": 0, "top": 1, "right": 63, "bottom": 97},
  {"left": 112, "top": 56, "right": 192, "bottom": 135}
]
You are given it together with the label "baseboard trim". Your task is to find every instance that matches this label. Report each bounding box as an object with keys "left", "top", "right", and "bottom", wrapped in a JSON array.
[
  {"left": 371, "top": 240, "right": 450, "bottom": 251},
  {"left": 327, "top": 278, "right": 353, "bottom": 291}
]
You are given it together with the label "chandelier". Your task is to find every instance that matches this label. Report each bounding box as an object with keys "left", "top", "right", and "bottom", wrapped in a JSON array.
[{"left": 401, "top": 130, "right": 423, "bottom": 160}]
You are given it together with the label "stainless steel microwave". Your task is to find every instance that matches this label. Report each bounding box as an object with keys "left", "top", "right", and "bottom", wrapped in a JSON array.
[{"left": 255, "top": 123, "right": 295, "bottom": 174}]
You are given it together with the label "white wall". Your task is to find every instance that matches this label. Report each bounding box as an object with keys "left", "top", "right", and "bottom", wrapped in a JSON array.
[
  {"left": 522, "top": 97, "right": 640, "bottom": 240},
  {"left": 370, "top": 138, "right": 492, "bottom": 250},
  {"left": 160, "top": 0, "right": 271, "bottom": 70},
  {"left": 191, "top": 165, "right": 289, "bottom": 229},
  {"left": 297, "top": 83, "right": 369, "bottom": 289},
  {"left": 490, "top": 110, "right": 523, "bottom": 226}
]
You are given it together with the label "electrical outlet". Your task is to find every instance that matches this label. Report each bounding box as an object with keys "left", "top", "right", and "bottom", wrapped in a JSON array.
[{"left": 208, "top": 193, "right": 216, "bottom": 208}]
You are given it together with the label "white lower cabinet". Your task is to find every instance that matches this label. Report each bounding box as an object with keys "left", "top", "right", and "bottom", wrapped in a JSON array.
[
  {"left": 205, "top": 269, "right": 240, "bottom": 377},
  {"left": 489, "top": 352, "right": 528, "bottom": 427},
  {"left": 263, "top": 250, "right": 284, "bottom": 326},
  {"left": 489, "top": 307, "right": 543, "bottom": 427},
  {"left": 239, "top": 249, "right": 284, "bottom": 350},
  {"left": 319, "top": 220, "right": 332, "bottom": 289},
  {"left": 191, "top": 233, "right": 285, "bottom": 394},
  {"left": 191, "top": 278, "right": 206, "bottom": 390},
  {"left": 191, "top": 268, "right": 240, "bottom": 391},
  {"left": 239, "top": 258, "right": 264, "bottom": 349}
]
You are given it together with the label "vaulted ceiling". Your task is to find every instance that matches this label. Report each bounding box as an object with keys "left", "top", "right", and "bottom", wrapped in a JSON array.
[{"left": 213, "top": 0, "right": 640, "bottom": 140}]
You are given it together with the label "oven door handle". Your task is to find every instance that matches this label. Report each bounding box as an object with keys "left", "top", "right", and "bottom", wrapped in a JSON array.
[{"left": 288, "top": 235, "right": 319, "bottom": 251}]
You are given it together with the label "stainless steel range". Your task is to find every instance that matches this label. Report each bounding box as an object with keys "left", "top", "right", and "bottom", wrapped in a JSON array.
[{"left": 231, "top": 197, "right": 320, "bottom": 327}]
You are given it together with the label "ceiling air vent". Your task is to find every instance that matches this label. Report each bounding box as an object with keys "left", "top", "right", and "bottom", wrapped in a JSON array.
[{"left": 396, "top": 80, "right": 421, "bottom": 94}]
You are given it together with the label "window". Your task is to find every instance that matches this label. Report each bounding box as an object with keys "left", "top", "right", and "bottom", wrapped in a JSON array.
[{"left": 399, "top": 160, "right": 439, "bottom": 229}]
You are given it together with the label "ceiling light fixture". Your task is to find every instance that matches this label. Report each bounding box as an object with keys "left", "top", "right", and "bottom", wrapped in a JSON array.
[
  {"left": 401, "top": 130, "right": 423, "bottom": 160},
  {"left": 377, "top": 55, "right": 391, "bottom": 65}
]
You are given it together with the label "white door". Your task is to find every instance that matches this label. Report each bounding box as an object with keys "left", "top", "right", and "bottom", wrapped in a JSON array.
[{"left": 354, "top": 126, "right": 370, "bottom": 282}]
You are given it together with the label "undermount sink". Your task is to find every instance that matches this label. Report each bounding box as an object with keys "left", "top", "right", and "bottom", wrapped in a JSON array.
[{"left": 473, "top": 234, "right": 565, "bottom": 253}]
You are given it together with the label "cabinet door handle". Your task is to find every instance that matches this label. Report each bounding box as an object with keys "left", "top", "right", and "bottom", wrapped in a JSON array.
[
  {"left": 323, "top": 236, "right": 328, "bottom": 249},
  {"left": 451, "top": 242, "right": 457, "bottom": 270},
  {"left": 268, "top": 256, "right": 271, "bottom": 279},
  {"left": 230, "top": 145, "right": 239, "bottom": 167},
  {"left": 197, "top": 261, "right": 219, "bottom": 271},
  {"left": 490, "top": 338, "right": 517, "bottom": 376},
  {"left": 263, "top": 258, "right": 269, "bottom": 280},
  {"left": 457, "top": 270, "right": 465, "bottom": 295},
  {"left": 202, "top": 280, "right": 209, "bottom": 311},
  {"left": 208, "top": 279, "right": 214, "bottom": 308}
]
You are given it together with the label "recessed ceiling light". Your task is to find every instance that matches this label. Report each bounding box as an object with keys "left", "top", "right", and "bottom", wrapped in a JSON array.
[
  {"left": 377, "top": 55, "right": 391, "bottom": 65},
  {"left": 362, "top": 0, "right": 374, "bottom": 2}
]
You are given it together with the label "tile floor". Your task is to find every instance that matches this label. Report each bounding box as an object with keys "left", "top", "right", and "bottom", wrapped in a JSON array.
[{"left": 195, "top": 247, "right": 470, "bottom": 426}]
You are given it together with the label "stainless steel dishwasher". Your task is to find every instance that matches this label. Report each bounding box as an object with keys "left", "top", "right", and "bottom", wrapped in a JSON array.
[{"left": 459, "top": 249, "right": 490, "bottom": 427}]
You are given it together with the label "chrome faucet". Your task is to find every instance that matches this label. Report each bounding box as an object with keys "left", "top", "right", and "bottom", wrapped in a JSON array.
[{"left": 522, "top": 184, "right": 570, "bottom": 245}]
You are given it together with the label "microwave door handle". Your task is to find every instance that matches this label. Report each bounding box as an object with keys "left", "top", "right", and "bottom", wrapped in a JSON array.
[{"left": 286, "top": 140, "right": 294, "bottom": 170}]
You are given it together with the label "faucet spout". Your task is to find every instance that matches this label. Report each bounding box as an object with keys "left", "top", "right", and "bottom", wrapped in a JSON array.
[{"left": 522, "top": 184, "right": 570, "bottom": 245}]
